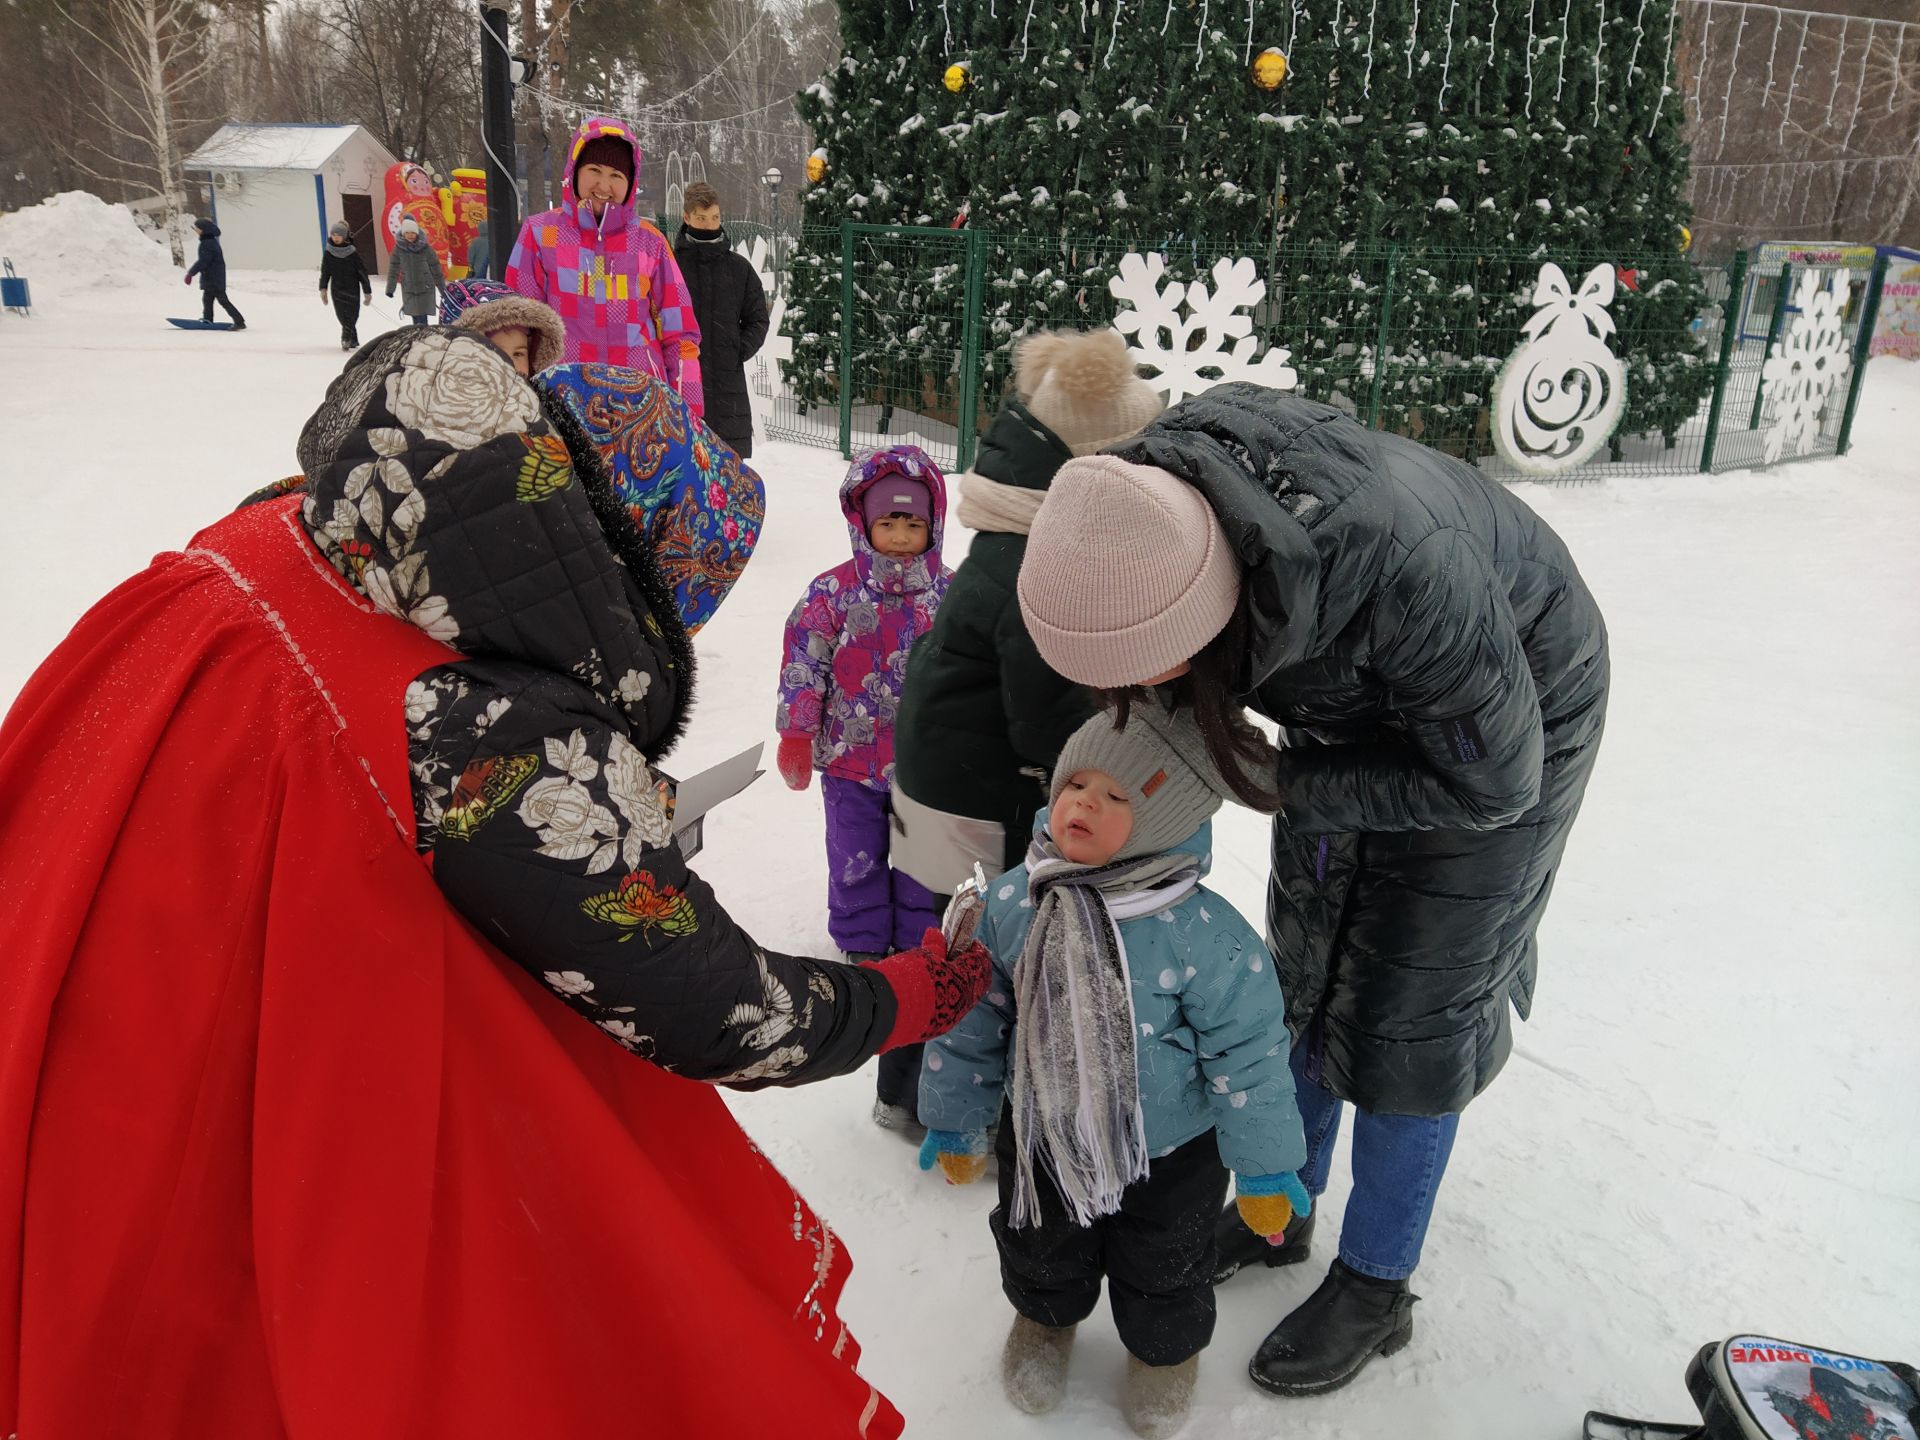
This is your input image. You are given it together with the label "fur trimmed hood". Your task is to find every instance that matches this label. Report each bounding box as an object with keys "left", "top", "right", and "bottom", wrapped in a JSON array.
[{"left": 441, "top": 279, "right": 568, "bottom": 373}]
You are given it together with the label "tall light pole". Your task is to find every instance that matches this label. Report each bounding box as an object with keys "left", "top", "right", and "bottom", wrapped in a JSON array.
[{"left": 761, "top": 166, "right": 783, "bottom": 273}]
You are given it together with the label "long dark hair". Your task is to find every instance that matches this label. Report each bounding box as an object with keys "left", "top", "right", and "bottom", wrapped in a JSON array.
[{"left": 1098, "top": 598, "right": 1284, "bottom": 812}]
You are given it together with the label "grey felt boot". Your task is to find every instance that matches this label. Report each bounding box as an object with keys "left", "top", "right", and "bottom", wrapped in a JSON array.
[
  {"left": 1122, "top": 1353, "right": 1199, "bottom": 1439},
  {"left": 1001, "top": 1315, "right": 1076, "bottom": 1414}
]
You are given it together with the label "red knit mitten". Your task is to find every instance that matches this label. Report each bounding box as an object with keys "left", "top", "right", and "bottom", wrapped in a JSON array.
[
  {"left": 776, "top": 735, "right": 813, "bottom": 791},
  {"left": 861, "top": 929, "right": 991, "bottom": 1052}
]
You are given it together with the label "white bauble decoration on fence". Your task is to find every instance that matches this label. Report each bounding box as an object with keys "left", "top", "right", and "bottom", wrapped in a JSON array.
[
  {"left": 1108, "top": 251, "right": 1298, "bottom": 404},
  {"left": 1491, "top": 262, "right": 1629, "bottom": 476},
  {"left": 1759, "top": 269, "right": 1850, "bottom": 464}
]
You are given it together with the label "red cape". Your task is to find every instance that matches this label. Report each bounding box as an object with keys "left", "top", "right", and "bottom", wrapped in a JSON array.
[{"left": 0, "top": 497, "right": 901, "bottom": 1439}]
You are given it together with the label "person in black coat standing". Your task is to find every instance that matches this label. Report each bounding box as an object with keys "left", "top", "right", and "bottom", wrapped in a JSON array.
[
  {"left": 318, "top": 220, "right": 374, "bottom": 351},
  {"left": 674, "top": 183, "right": 769, "bottom": 458},
  {"left": 1015, "top": 384, "right": 1608, "bottom": 1398},
  {"left": 184, "top": 217, "right": 244, "bottom": 329}
]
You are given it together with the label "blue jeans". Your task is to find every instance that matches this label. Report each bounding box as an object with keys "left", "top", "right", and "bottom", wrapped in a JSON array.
[{"left": 1292, "top": 1040, "right": 1459, "bottom": 1282}]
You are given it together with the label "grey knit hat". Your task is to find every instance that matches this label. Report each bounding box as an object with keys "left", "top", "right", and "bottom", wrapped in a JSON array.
[{"left": 1051, "top": 705, "right": 1231, "bottom": 860}]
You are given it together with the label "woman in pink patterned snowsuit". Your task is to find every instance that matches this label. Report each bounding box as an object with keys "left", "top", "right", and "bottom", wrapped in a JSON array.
[
  {"left": 775, "top": 447, "right": 952, "bottom": 964},
  {"left": 505, "top": 115, "right": 705, "bottom": 415}
]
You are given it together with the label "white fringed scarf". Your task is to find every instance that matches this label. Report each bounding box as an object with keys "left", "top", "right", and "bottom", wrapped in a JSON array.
[{"left": 1007, "top": 834, "right": 1202, "bottom": 1230}]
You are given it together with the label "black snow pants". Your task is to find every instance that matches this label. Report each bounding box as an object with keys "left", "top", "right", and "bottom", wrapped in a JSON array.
[
  {"left": 201, "top": 287, "right": 244, "bottom": 326},
  {"left": 989, "top": 1104, "right": 1230, "bottom": 1366},
  {"left": 332, "top": 289, "right": 364, "bottom": 346}
]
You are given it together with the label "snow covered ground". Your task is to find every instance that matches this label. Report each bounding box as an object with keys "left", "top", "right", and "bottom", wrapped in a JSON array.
[{"left": 2, "top": 197, "right": 1917, "bottom": 1438}]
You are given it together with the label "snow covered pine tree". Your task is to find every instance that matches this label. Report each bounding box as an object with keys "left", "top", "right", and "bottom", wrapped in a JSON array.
[{"left": 788, "top": 0, "right": 1708, "bottom": 460}]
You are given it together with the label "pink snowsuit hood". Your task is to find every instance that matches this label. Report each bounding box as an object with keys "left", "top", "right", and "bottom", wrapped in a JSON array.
[
  {"left": 839, "top": 444, "right": 948, "bottom": 595},
  {"left": 775, "top": 446, "right": 953, "bottom": 790},
  {"left": 562, "top": 116, "right": 644, "bottom": 238}
]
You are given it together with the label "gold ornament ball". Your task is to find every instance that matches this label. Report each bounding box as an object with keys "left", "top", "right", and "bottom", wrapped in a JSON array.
[
  {"left": 806, "top": 153, "right": 827, "bottom": 184},
  {"left": 1251, "top": 47, "right": 1289, "bottom": 89},
  {"left": 1678, "top": 224, "right": 1693, "bottom": 253},
  {"left": 943, "top": 61, "right": 971, "bottom": 93}
]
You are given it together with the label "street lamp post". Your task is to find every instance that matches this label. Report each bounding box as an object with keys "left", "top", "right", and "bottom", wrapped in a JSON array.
[{"left": 761, "top": 165, "right": 785, "bottom": 276}]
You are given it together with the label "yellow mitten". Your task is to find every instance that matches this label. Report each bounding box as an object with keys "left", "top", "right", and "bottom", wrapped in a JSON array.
[
  {"left": 1235, "top": 1191, "right": 1294, "bottom": 1238},
  {"left": 919, "top": 1129, "right": 989, "bottom": 1185},
  {"left": 937, "top": 1149, "right": 989, "bottom": 1185},
  {"left": 1233, "top": 1171, "right": 1311, "bottom": 1239}
]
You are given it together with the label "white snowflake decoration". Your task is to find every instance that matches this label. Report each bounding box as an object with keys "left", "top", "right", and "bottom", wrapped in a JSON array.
[
  {"left": 1759, "top": 269, "right": 1850, "bottom": 465},
  {"left": 1108, "top": 252, "right": 1298, "bottom": 404},
  {"left": 1491, "top": 262, "right": 1629, "bottom": 476},
  {"left": 740, "top": 234, "right": 792, "bottom": 402}
]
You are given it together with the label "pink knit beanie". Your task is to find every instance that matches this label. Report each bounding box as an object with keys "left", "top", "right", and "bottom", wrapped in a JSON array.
[{"left": 1017, "top": 455, "right": 1241, "bottom": 688}]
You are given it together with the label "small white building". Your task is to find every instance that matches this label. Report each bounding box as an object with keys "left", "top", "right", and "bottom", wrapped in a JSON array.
[{"left": 183, "top": 123, "right": 398, "bottom": 274}]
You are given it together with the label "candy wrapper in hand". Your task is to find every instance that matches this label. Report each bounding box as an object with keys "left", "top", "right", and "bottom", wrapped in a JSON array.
[{"left": 941, "top": 861, "right": 989, "bottom": 953}]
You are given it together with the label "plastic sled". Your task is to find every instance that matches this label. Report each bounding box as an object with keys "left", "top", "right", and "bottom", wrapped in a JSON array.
[
  {"left": 1, "top": 259, "right": 29, "bottom": 316},
  {"left": 167, "top": 318, "right": 237, "bottom": 330}
]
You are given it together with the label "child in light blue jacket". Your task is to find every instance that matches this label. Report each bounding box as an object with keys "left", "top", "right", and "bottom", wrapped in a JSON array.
[{"left": 918, "top": 705, "right": 1306, "bottom": 1438}]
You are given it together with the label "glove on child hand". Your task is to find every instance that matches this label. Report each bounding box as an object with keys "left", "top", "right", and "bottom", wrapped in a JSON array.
[
  {"left": 182, "top": 274, "right": 192, "bottom": 285},
  {"left": 861, "top": 929, "right": 991, "bottom": 1052},
  {"left": 776, "top": 735, "right": 813, "bottom": 791},
  {"left": 918, "top": 1129, "right": 989, "bottom": 1185},
  {"left": 1234, "top": 1171, "right": 1312, "bottom": 1241}
]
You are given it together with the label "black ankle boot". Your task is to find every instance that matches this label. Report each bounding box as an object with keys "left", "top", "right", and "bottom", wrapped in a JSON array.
[
  {"left": 1247, "top": 1260, "right": 1417, "bottom": 1396},
  {"left": 1211, "top": 1201, "right": 1315, "bottom": 1283}
]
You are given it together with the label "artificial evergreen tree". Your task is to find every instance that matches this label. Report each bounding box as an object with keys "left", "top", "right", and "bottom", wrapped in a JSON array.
[{"left": 789, "top": 0, "right": 1708, "bottom": 455}]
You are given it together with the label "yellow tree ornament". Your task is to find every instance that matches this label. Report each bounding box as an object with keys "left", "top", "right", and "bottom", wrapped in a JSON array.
[
  {"left": 1678, "top": 225, "right": 1693, "bottom": 253},
  {"left": 943, "top": 61, "right": 971, "bottom": 93},
  {"left": 806, "top": 149, "right": 827, "bottom": 185},
  {"left": 1251, "top": 47, "right": 1289, "bottom": 89}
]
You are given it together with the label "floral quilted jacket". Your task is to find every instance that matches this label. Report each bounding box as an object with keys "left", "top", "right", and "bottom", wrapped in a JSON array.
[
  {"left": 775, "top": 446, "right": 951, "bottom": 791},
  {"left": 290, "top": 327, "right": 896, "bottom": 1087}
]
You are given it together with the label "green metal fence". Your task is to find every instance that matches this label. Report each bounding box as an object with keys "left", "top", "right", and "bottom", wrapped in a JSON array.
[{"left": 761, "top": 223, "right": 1890, "bottom": 480}]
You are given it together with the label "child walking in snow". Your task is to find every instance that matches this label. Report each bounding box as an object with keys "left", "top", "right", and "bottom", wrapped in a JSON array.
[
  {"left": 184, "top": 217, "right": 244, "bottom": 330},
  {"left": 918, "top": 705, "right": 1308, "bottom": 1440},
  {"left": 319, "top": 220, "right": 373, "bottom": 351},
  {"left": 386, "top": 217, "right": 445, "bottom": 326},
  {"left": 775, "top": 445, "right": 952, "bottom": 1018}
]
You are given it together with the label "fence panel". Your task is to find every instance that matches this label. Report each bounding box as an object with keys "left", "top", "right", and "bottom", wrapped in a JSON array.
[
  {"left": 1702, "top": 249, "right": 1883, "bottom": 473},
  {"left": 759, "top": 224, "right": 1886, "bottom": 483}
]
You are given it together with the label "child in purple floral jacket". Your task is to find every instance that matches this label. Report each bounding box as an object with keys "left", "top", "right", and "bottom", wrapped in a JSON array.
[{"left": 776, "top": 446, "right": 953, "bottom": 1117}]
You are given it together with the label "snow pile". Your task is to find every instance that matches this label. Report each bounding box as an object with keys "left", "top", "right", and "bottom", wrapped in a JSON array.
[{"left": 0, "top": 191, "right": 177, "bottom": 293}]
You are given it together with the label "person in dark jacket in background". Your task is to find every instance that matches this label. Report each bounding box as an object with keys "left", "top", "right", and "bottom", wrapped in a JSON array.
[
  {"left": 1015, "top": 384, "right": 1608, "bottom": 1398},
  {"left": 880, "top": 329, "right": 1164, "bottom": 1133},
  {"left": 183, "top": 217, "right": 244, "bottom": 329},
  {"left": 319, "top": 220, "right": 373, "bottom": 351},
  {"left": 674, "top": 182, "right": 769, "bottom": 458}
]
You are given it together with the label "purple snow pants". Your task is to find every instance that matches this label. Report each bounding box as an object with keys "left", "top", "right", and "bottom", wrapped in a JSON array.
[
  {"left": 821, "top": 774, "right": 940, "bottom": 955},
  {"left": 822, "top": 775, "right": 942, "bottom": 1121}
]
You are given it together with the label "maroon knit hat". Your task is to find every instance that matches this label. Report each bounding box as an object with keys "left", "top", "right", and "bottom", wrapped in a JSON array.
[{"left": 575, "top": 134, "right": 635, "bottom": 185}]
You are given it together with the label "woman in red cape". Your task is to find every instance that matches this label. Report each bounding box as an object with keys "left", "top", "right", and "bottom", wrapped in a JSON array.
[{"left": 0, "top": 329, "right": 987, "bottom": 1438}]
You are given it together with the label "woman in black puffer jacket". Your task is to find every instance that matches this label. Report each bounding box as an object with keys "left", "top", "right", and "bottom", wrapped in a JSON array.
[{"left": 1015, "top": 383, "right": 1607, "bottom": 1399}]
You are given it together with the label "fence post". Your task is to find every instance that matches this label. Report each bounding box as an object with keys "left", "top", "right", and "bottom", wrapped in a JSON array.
[
  {"left": 1835, "top": 250, "right": 1889, "bottom": 456},
  {"left": 1698, "top": 249, "right": 1749, "bottom": 474},
  {"left": 1367, "top": 245, "right": 1400, "bottom": 430},
  {"left": 838, "top": 220, "right": 855, "bottom": 461},
  {"left": 1748, "top": 260, "right": 1792, "bottom": 430},
  {"left": 955, "top": 228, "right": 988, "bottom": 473}
]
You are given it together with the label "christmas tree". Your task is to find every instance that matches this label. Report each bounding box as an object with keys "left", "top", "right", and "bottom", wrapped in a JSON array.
[{"left": 789, "top": 0, "right": 1708, "bottom": 457}]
